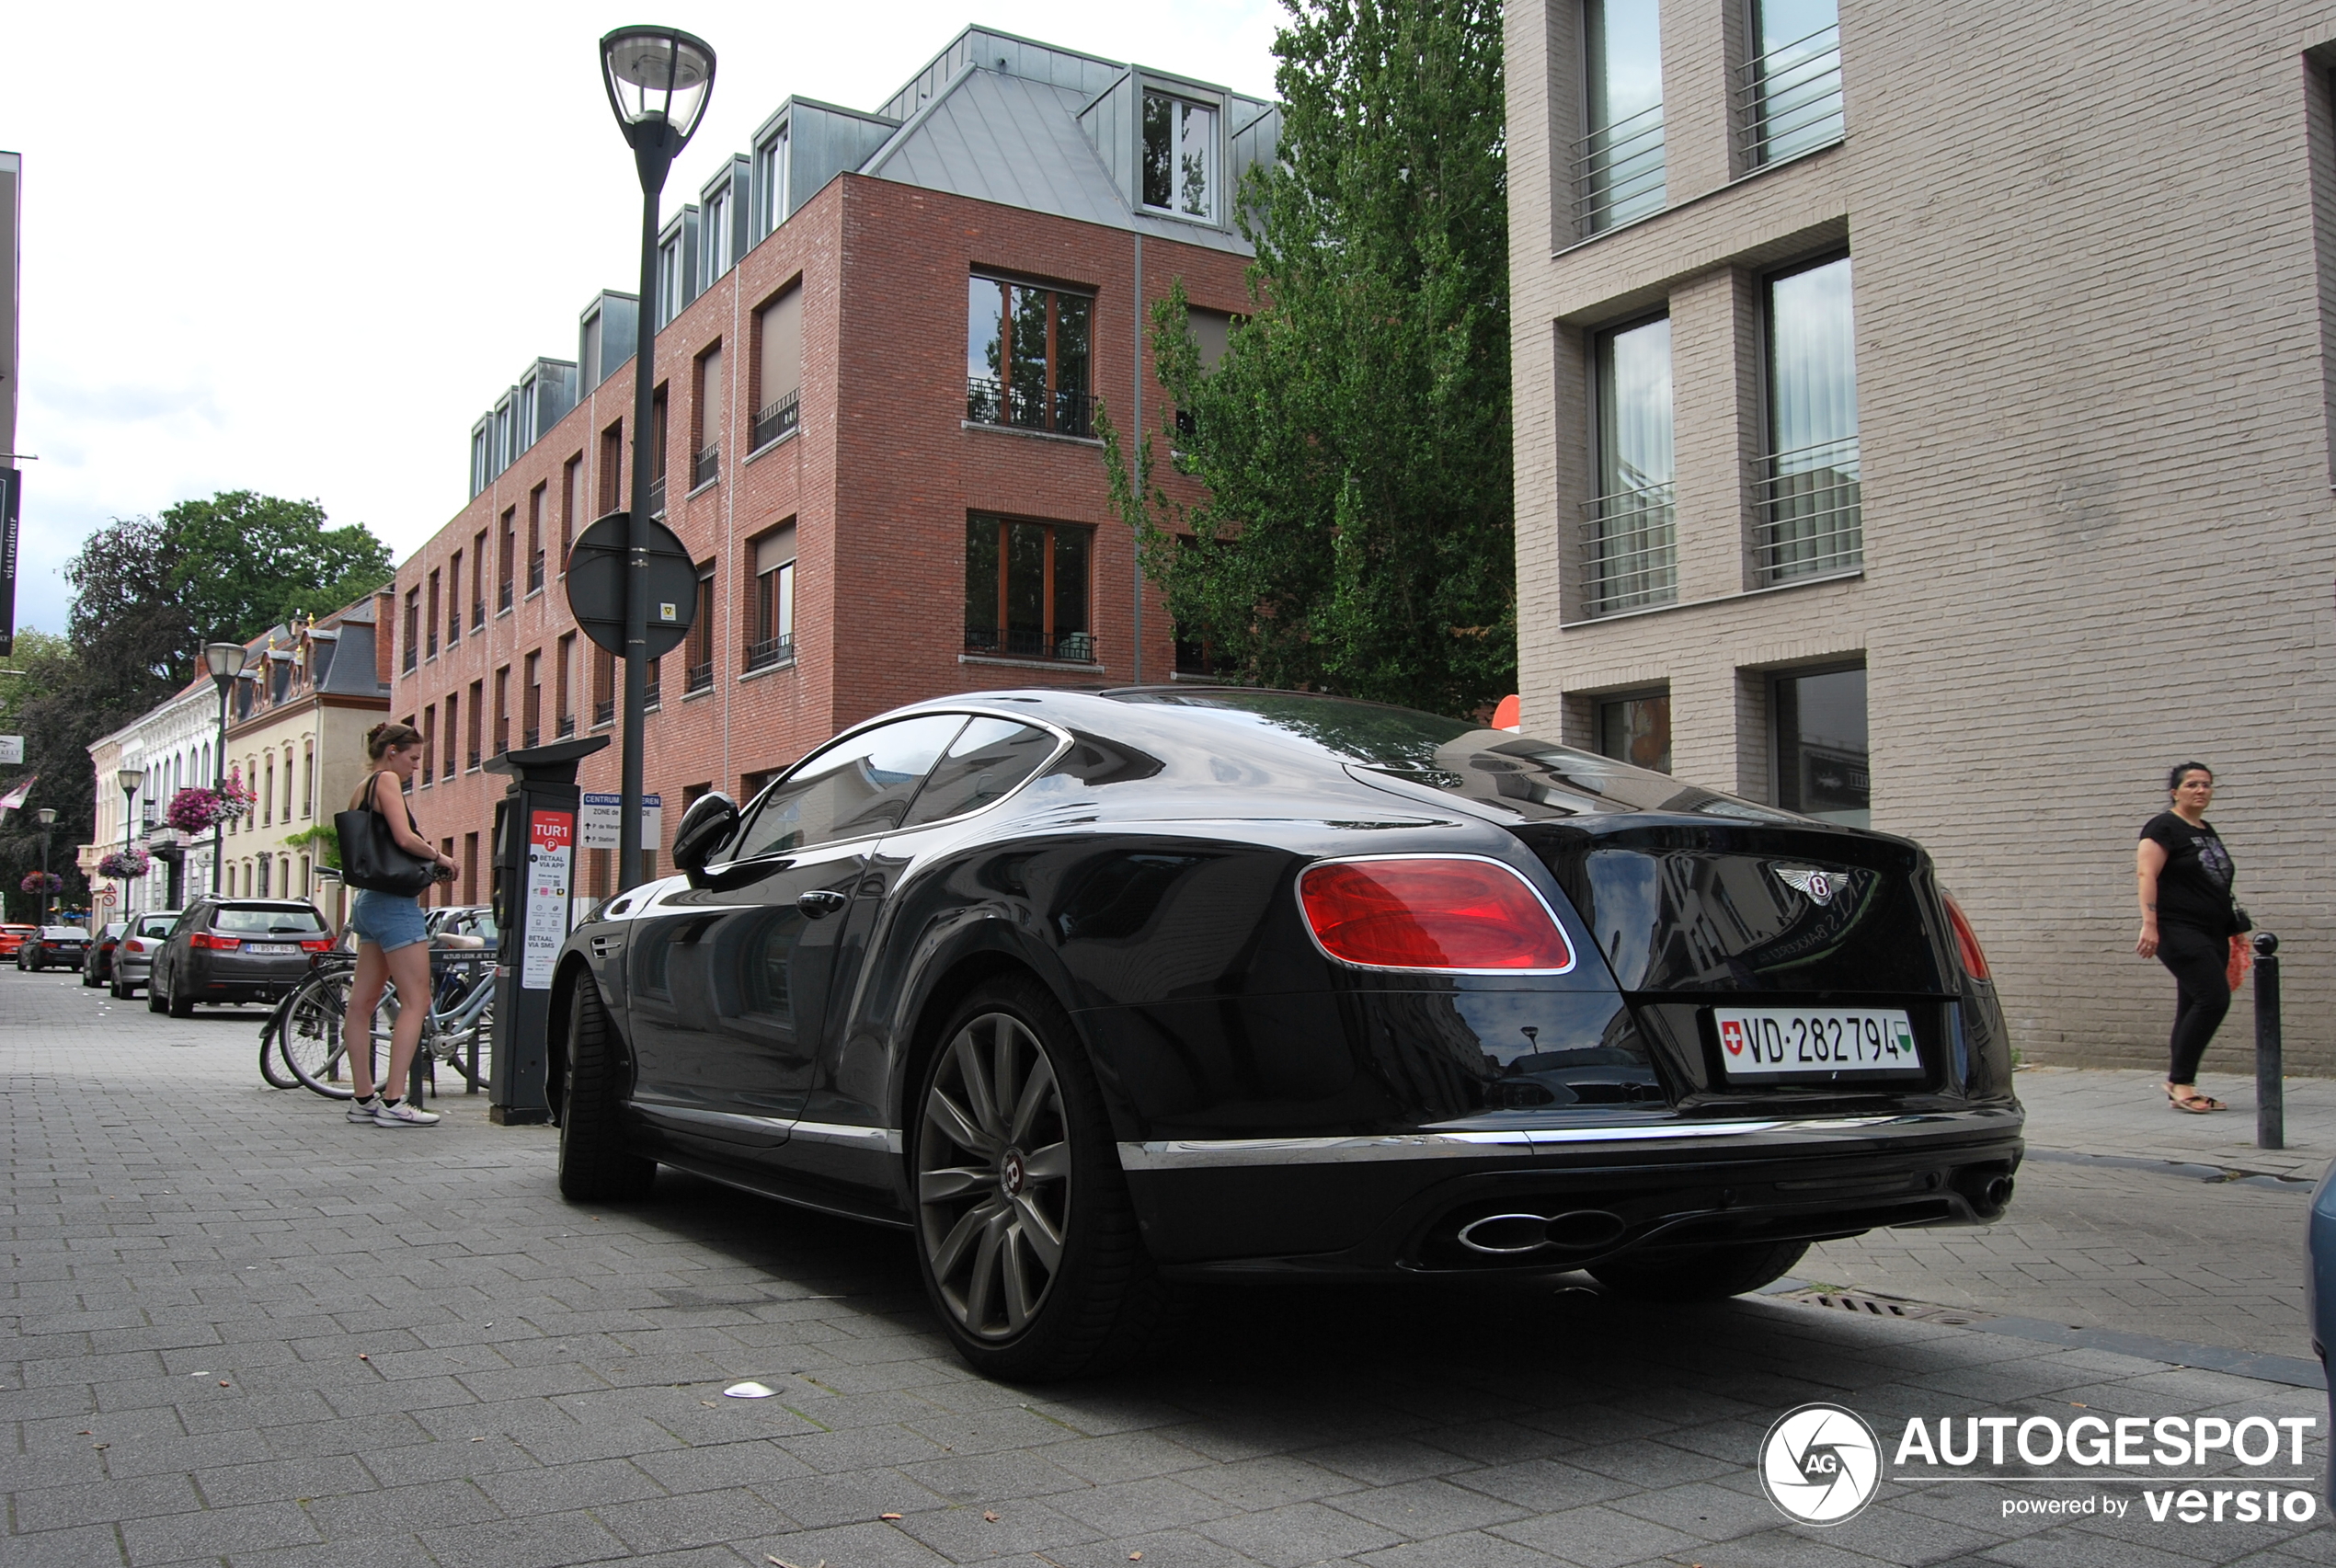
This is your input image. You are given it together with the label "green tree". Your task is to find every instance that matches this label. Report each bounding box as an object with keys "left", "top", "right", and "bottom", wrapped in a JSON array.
[
  {"left": 0, "top": 630, "right": 97, "bottom": 919},
  {"left": 1102, "top": 0, "right": 1513, "bottom": 717}
]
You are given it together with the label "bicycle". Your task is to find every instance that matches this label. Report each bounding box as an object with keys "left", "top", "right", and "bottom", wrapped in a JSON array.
[{"left": 261, "top": 945, "right": 495, "bottom": 1100}]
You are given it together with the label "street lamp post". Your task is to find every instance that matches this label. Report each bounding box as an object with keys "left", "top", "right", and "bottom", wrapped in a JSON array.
[
  {"left": 34, "top": 807, "right": 56, "bottom": 926},
  {"left": 600, "top": 25, "right": 715, "bottom": 890},
  {"left": 116, "top": 768, "right": 141, "bottom": 915},
  {"left": 203, "top": 642, "right": 249, "bottom": 895}
]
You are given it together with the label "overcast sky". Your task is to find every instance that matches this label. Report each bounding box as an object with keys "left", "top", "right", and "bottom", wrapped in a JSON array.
[{"left": 6, "top": 0, "right": 1285, "bottom": 640}]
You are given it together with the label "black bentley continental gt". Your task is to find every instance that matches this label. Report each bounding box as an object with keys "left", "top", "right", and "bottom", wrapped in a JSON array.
[{"left": 547, "top": 688, "right": 2021, "bottom": 1379}]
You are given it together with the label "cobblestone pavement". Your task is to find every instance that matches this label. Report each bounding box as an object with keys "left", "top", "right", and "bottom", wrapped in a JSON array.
[{"left": 6, "top": 968, "right": 2332, "bottom": 1567}]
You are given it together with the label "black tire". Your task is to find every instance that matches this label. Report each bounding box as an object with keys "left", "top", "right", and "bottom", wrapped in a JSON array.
[
  {"left": 910, "top": 974, "right": 1169, "bottom": 1382},
  {"left": 557, "top": 973, "right": 654, "bottom": 1202},
  {"left": 166, "top": 969, "right": 193, "bottom": 1018},
  {"left": 146, "top": 974, "right": 166, "bottom": 1012},
  {"left": 82, "top": 967, "right": 97, "bottom": 988},
  {"left": 258, "top": 997, "right": 301, "bottom": 1090},
  {"left": 111, "top": 977, "right": 132, "bottom": 1000},
  {"left": 1587, "top": 1240, "right": 1810, "bottom": 1303}
]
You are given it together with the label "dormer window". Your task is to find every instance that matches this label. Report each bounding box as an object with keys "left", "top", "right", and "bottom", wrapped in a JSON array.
[
  {"left": 1142, "top": 92, "right": 1217, "bottom": 222},
  {"left": 658, "top": 235, "right": 683, "bottom": 324},
  {"left": 704, "top": 186, "right": 730, "bottom": 286}
]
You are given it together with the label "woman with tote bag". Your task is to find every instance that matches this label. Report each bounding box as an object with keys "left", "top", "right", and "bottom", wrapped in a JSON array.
[{"left": 336, "top": 722, "right": 458, "bottom": 1127}]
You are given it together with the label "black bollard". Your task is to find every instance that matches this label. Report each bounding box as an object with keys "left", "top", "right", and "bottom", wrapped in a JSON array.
[{"left": 2253, "top": 932, "right": 2282, "bottom": 1150}]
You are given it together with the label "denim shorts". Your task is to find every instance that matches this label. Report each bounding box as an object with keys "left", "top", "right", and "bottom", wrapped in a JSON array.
[{"left": 349, "top": 889, "right": 428, "bottom": 954}]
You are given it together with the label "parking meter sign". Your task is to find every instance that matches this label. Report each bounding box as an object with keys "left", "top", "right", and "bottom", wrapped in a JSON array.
[{"left": 521, "top": 810, "right": 574, "bottom": 990}]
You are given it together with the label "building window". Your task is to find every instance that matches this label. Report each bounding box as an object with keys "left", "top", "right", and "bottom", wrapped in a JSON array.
[
  {"left": 421, "top": 704, "right": 437, "bottom": 784},
  {"left": 263, "top": 755, "right": 274, "bottom": 826},
  {"left": 402, "top": 589, "right": 418, "bottom": 672},
  {"left": 650, "top": 387, "right": 670, "bottom": 517},
  {"left": 591, "top": 643, "right": 615, "bottom": 728},
  {"left": 466, "top": 680, "right": 484, "bottom": 770},
  {"left": 470, "top": 531, "right": 487, "bottom": 627},
  {"left": 704, "top": 185, "right": 730, "bottom": 287},
  {"left": 753, "top": 120, "right": 789, "bottom": 238},
  {"left": 425, "top": 571, "right": 441, "bottom": 658},
  {"left": 748, "top": 524, "right": 796, "bottom": 670},
  {"left": 257, "top": 855, "right": 269, "bottom": 898},
  {"left": 753, "top": 286, "right": 802, "bottom": 450},
  {"left": 600, "top": 422, "right": 624, "bottom": 513},
  {"left": 965, "top": 514, "right": 1094, "bottom": 663},
  {"left": 1141, "top": 92, "right": 1218, "bottom": 221},
  {"left": 1739, "top": 0, "right": 1844, "bottom": 168},
  {"left": 446, "top": 553, "right": 462, "bottom": 646},
  {"left": 1596, "top": 689, "right": 1672, "bottom": 773},
  {"left": 284, "top": 746, "right": 295, "bottom": 818},
  {"left": 658, "top": 232, "right": 683, "bottom": 326},
  {"left": 1583, "top": 314, "right": 1676, "bottom": 615},
  {"left": 686, "top": 566, "right": 716, "bottom": 693},
  {"left": 1756, "top": 254, "right": 1861, "bottom": 584},
  {"left": 463, "top": 832, "right": 478, "bottom": 906},
  {"left": 555, "top": 634, "right": 578, "bottom": 737},
  {"left": 498, "top": 509, "right": 516, "bottom": 611},
  {"left": 1773, "top": 664, "right": 1868, "bottom": 826},
  {"left": 494, "top": 665, "right": 511, "bottom": 755},
  {"left": 1576, "top": 0, "right": 1665, "bottom": 234},
  {"left": 469, "top": 426, "right": 489, "bottom": 499},
  {"left": 522, "top": 653, "right": 542, "bottom": 750},
  {"left": 561, "top": 455, "right": 582, "bottom": 569},
  {"left": 693, "top": 344, "right": 723, "bottom": 489},
  {"left": 441, "top": 692, "right": 459, "bottom": 779},
  {"left": 301, "top": 739, "right": 314, "bottom": 818},
  {"left": 966, "top": 276, "right": 1094, "bottom": 438},
  {"left": 527, "top": 483, "right": 547, "bottom": 594}
]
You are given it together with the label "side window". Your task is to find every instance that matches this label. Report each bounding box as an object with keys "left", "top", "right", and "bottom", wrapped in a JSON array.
[
  {"left": 900, "top": 719, "right": 1059, "bottom": 829},
  {"left": 170, "top": 907, "right": 205, "bottom": 939},
  {"left": 730, "top": 715, "right": 968, "bottom": 860}
]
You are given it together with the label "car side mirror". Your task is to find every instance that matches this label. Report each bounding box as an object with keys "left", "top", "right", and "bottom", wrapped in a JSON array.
[{"left": 672, "top": 791, "right": 740, "bottom": 885}]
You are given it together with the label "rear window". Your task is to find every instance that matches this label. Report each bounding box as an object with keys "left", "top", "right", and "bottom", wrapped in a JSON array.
[
  {"left": 43, "top": 928, "right": 90, "bottom": 939},
  {"left": 1109, "top": 691, "right": 1794, "bottom": 823},
  {"left": 211, "top": 905, "right": 327, "bottom": 936},
  {"left": 138, "top": 914, "right": 178, "bottom": 938}
]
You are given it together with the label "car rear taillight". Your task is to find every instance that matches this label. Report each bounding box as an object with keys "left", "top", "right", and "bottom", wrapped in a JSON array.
[
  {"left": 300, "top": 939, "right": 333, "bottom": 952},
  {"left": 190, "top": 933, "right": 242, "bottom": 951},
  {"left": 1942, "top": 892, "right": 1991, "bottom": 982},
  {"left": 1299, "top": 856, "right": 1575, "bottom": 972}
]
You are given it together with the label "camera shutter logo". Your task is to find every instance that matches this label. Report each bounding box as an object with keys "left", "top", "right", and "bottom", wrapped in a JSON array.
[{"left": 1758, "top": 1403, "right": 1882, "bottom": 1525}]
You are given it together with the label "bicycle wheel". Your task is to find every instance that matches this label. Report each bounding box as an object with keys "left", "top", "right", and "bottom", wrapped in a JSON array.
[
  {"left": 258, "top": 996, "right": 301, "bottom": 1090},
  {"left": 282, "top": 970, "right": 378, "bottom": 1100}
]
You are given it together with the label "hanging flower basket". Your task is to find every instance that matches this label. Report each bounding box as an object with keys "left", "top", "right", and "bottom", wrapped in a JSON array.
[
  {"left": 167, "top": 787, "right": 223, "bottom": 833},
  {"left": 19, "top": 871, "right": 62, "bottom": 896},
  {"left": 98, "top": 847, "right": 151, "bottom": 880},
  {"left": 217, "top": 771, "right": 257, "bottom": 821}
]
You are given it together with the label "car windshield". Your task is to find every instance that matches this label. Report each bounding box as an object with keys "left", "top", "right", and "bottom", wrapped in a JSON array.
[
  {"left": 1110, "top": 690, "right": 1796, "bottom": 823},
  {"left": 211, "top": 905, "right": 327, "bottom": 935}
]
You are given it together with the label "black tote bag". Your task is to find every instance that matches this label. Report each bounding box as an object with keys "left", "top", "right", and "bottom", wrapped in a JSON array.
[{"left": 334, "top": 782, "right": 437, "bottom": 897}]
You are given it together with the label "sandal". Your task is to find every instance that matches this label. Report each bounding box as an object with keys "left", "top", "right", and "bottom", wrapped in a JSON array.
[{"left": 2166, "top": 1086, "right": 2227, "bottom": 1113}]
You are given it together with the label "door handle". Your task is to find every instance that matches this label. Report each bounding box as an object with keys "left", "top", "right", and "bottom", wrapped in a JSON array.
[{"left": 796, "top": 889, "right": 849, "bottom": 919}]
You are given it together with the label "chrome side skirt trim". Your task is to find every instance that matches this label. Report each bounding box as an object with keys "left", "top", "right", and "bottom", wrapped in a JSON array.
[
  {"left": 1116, "top": 1113, "right": 2009, "bottom": 1171},
  {"left": 789, "top": 1120, "right": 903, "bottom": 1155}
]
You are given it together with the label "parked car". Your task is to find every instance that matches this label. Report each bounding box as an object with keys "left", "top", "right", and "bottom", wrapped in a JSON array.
[
  {"left": 544, "top": 688, "right": 2024, "bottom": 1380},
  {"left": 2308, "top": 1157, "right": 2336, "bottom": 1497},
  {"left": 425, "top": 904, "right": 498, "bottom": 948},
  {"left": 147, "top": 899, "right": 333, "bottom": 1016},
  {"left": 0, "top": 922, "right": 36, "bottom": 960},
  {"left": 83, "top": 921, "right": 127, "bottom": 986},
  {"left": 18, "top": 926, "right": 92, "bottom": 972},
  {"left": 108, "top": 910, "right": 181, "bottom": 999}
]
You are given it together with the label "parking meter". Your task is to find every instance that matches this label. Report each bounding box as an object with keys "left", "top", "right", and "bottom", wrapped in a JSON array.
[{"left": 483, "top": 736, "right": 609, "bottom": 1125}]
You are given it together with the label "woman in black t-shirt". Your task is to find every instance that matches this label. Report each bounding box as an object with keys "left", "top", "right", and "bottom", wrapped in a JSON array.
[{"left": 2136, "top": 761, "right": 2239, "bottom": 1112}]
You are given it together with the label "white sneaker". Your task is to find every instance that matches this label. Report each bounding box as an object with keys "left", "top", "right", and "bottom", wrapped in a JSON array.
[
  {"left": 372, "top": 1100, "right": 441, "bottom": 1127},
  {"left": 347, "top": 1098, "right": 380, "bottom": 1124}
]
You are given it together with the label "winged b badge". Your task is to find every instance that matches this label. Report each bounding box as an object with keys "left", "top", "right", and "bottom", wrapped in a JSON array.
[{"left": 1774, "top": 866, "right": 1838, "bottom": 906}]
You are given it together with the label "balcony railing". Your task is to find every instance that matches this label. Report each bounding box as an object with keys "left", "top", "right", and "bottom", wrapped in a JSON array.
[
  {"left": 751, "top": 392, "right": 800, "bottom": 452},
  {"left": 593, "top": 697, "right": 615, "bottom": 727},
  {"left": 746, "top": 634, "right": 795, "bottom": 672},
  {"left": 1751, "top": 436, "right": 1861, "bottom": 586},
  {"left": 1570, "top": 102, "right": 1666, "bottom": 235},
  {"left": 692, "top": 442, "right": 719, "bottom": 488},
  {"left": 643, "top": 675, "right": 661, "bottom": 710},
  {"left": 528, "top": 553, "right": 545, "bottom": 594},
  {"left": 471, "top": 604, "right": 485, "bottom": 631},
  {"left": 964, "top": 627, "right": 1098, "bottom": 664},
  {"left": 966, "top": 376, "right": 1096, "bottom": 440},
  {"left": 1578, "top": 480, "right": 1678, "bottom": 617},
  {"left": 498, "top": 581, "right": 513, "bottom": 612},
  {"left": 685, "top": 659, "right": 714, "bottom": 695},
  {"left": 426, "top": 626, "right": 437, "bottom": 658},
  {"left": 402, "top": 643, "right": 417, "bottom": 673},
  {"left": 522, "top": 727, "right": 540, "bottom": 750},
  {"left": 447, "top": 617, "right": 461, "bottom": 647},
  {"left": 466, "top": 750, "right": 480, "bottom": 772},
  {"left": 555, "top": 714, "right": 576, "bottom": 738},
  {"left": 1734, "top": 23, "right": 1845, "bottom": 168},
  {"left": 648, "top": 475, "right": 667, "bottom": 517}
]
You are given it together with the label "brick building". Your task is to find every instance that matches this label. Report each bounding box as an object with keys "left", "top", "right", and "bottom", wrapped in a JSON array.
[
  {"left": 1507, "top": 0, "right": 2336, "bottom": 1069},
  {"left": 392, "top": 27, "right": 1270, "bottom": 904}
]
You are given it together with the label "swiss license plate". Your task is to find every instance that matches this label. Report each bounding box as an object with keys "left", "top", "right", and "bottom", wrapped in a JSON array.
[
  {"left": 247, "top": 943, "right": 297, "bottom": 956},
  {"left": 1713, "top": 1007, "right": 1921, "bottom": 1078}
]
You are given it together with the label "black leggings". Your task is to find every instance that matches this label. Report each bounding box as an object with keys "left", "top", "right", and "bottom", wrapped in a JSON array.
[{"left": 2158, "top": 921, "right": 2231, "bottom": 1085}]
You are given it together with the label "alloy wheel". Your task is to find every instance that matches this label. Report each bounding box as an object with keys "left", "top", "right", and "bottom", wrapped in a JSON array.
[{"left": 916, "top": 1011, "right": 1071, "bottom": 1341}]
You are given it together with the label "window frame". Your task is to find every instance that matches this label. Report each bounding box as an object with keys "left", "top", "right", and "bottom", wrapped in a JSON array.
[
  {"left": 1769, "top": 659, "right": 1870, "bottom": 822},
  {"left": 1139, "top": 86, "right": 1223, "bottom": 224},
  {"left": 963, "top": 512, "right": 1098, "bottom": 664}
]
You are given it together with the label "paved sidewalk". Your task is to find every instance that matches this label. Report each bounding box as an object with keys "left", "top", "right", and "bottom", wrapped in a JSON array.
[
  {"left": 2013, "top": 1065, "right": 2335, "bottom": 1183},
  {"left": 6, "top": 969, "right": 2335, "bottom": 1568}
]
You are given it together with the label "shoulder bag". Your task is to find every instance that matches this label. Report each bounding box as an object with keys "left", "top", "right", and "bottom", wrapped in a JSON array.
[{"left": 334, "top": 774, "right": 437, "bottom": 897}]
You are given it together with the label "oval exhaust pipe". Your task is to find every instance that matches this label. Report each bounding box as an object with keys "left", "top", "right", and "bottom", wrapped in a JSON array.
[
  {"left": 1985, "top": 1175, "right": 2014, "bottom": 1209},
  {"left": 1542, "top": 1210, "right": 1628, "bottom": 1250},
  {"left": 1456, "top": 1213, "right": 1553, "bottom": 1255}
]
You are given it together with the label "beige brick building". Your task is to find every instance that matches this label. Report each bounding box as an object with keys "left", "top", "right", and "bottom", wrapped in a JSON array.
[{"left": 1508, "top": 0, "right": 2336, "bottom": 1070}]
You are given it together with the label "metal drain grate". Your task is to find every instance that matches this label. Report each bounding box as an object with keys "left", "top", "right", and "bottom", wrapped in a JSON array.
[{"left": 1781, "top": 1288, "right": 1987, "bottom": 1327}]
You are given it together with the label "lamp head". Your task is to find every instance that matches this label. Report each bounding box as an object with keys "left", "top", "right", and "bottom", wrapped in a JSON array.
[
  {"left": 35, "top": 807, "right": 56, "bottom": 827},
  {"left": 203, "top": 641, "right": 250, "bottom": 683},
  {"left": 117, "top": 769, "right": 141, "bottom": 795},
  {"left": 601, "top": 27, "right": 716, "bottom": 162}
]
